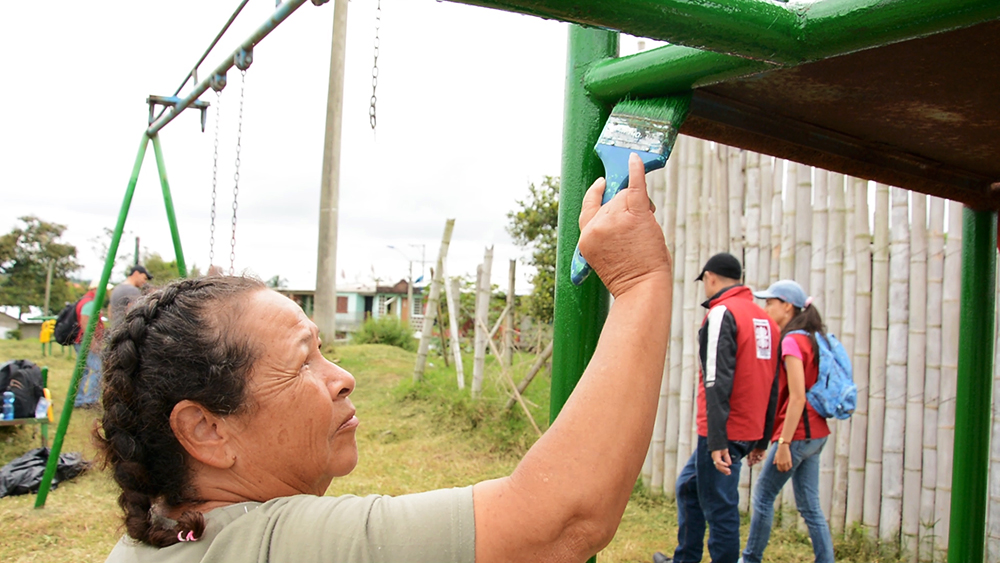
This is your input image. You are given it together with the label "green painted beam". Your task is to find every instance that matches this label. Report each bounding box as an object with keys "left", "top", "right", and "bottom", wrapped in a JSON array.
[
  {"left": 584, "top": 45, "right": 776, "bottom": 102},
  {"left": 947, "top": 207, "right": 997, "bottom": 563},
  {"left": 35, "top": 134, "right": 152, "bottom": 508},
  {"left": 449, "top": 0, "right": 1000, "bottom": 100},
  {"left": 449, "top": 0, "right": 797, "bottom": 63}
]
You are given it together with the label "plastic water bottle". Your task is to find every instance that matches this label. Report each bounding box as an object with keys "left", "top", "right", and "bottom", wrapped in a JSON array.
[{"left": 2, "top": 391, "right": 14, "bottom": 420}]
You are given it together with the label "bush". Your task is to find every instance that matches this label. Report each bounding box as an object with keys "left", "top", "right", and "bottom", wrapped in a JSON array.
[
  {"left": 351, "top": 316, "right": 417, "bottom": 351},
  {"left": 6, "top": 329, "right": 21, "bottom": 340}
]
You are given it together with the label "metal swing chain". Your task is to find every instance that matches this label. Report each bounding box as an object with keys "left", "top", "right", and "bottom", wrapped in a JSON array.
[
  {"left": 230, "top": 69, "right": 246, "bottom": 275},
  {"left": 210, "top": 89, "right": 221, "bottom": 269},
  {"left": 369, "top": 0, "right": 380, "bottom": 132}
]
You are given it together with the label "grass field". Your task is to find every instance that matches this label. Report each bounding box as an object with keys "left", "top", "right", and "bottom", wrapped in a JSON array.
[{"left": 0, "top": 338, "right": 903, "bottom": 562}]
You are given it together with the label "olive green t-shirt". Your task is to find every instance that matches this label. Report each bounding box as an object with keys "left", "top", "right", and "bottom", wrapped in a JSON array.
[{"left": 105, "top": 487, "right": 474, "bottom": 563}]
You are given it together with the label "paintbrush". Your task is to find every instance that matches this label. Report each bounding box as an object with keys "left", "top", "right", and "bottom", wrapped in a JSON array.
[{"left": 570, "top": 93, "right": 691, "bottom": 285}]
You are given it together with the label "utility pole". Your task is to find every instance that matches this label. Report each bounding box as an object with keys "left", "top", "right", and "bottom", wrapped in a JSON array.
[{"left": 314, "top": 0, "right": 349, "bottom": 339}]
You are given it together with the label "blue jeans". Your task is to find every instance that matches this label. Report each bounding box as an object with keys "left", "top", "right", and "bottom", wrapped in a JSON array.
[
  {"left": 72, "top": 344, "right": 103, "bottom": 407},
  {"left": 673, "top": 435, "right": 750, "bottom": 563},
  {"left": 742, "top": 437, "right": 834, "bottom": 563}
]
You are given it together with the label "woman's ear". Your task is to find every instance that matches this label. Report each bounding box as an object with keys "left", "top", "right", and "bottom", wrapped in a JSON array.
[{"left": 170, "top": 400, "right": 236, "bottom": 469}]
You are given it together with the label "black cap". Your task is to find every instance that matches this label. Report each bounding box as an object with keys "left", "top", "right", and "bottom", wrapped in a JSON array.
[
  {"left": 129, "top": 264, "right": 153, "bottom": 280},
  {"left": 695, "top": 252, "right": 742, "bottom": 282}
]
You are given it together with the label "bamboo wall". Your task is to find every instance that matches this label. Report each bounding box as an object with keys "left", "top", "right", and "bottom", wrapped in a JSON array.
[{"left": 639, "top": 135, "right": 999, "bottom": 561}]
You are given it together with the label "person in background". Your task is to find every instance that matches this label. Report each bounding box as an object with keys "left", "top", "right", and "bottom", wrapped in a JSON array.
[
  {"left": 110, "top": 265, "right": 153, "bottom": 324},
  {"left": 74, "top": 280, "right": 110, "bottom": 408},
  {"left": 741, "top": 280, "right": 834, "bottom": 563},
  {"left": 655, "top": 253, "right": 779, "bottom": 563}
]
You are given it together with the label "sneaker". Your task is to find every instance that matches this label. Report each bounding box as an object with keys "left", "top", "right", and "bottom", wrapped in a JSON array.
[{"left": 652, "top": 552, "right": 673, "bottom": 563}]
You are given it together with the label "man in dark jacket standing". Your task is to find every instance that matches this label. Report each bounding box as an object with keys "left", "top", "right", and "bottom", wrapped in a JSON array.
[{"left": 655, "top": 253, "right": 779, "bottom": 563}]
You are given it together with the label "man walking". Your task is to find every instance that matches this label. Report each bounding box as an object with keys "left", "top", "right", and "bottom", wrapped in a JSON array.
[
  {"left": 655, "top": 253, "right": 779, "bottom": 563},
  {"left": 110, "top": 265, "right": 152, "bottom": 324}
]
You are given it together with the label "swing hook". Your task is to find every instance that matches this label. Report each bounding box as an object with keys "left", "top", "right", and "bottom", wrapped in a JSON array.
[
  {"left": 210, "top": 73, "right": 228, "bottom": 93},
  {"left": 235, "top": 48, "right": 253, "bottom": 72}
]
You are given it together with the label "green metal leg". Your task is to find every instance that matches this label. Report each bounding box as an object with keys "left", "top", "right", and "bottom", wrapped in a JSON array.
[
  {"left": 550, "top": 25, "right": 618, "bottom": 423},
  {"left": 947, "top": 207, "right": 997, "bottom": 562},
  {"left": 152, "top": 135, "right": 187, "bottom": 278},
  {"left": 35, "top": 134, "right": 151, "bottom": 508},
  {"left": 550, "top": 27, "right": 618, "bottom": 563}
]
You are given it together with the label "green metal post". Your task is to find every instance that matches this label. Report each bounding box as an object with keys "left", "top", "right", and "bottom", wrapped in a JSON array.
[
  {"left": 550, "top": 27, "right": 618, "bottom": 426},
  {"left": 35, "top": 134, "right": 151, "bottom": 508},
  {"left": 947, "top": 207, "right": 997, "bottom": 562},
  {"left": 550, "top": 28, "right": 617, "bottom": 562},
  {"left": 152, "top": 135, "right": 188, "bottom": 278}
]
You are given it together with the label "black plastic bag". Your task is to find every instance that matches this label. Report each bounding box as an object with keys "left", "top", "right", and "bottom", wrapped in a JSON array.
[{"left": 0, "top": 447, "right": 90, "bottom": 498}]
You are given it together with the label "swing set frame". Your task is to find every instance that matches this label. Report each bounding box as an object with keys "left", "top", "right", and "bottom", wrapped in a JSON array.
[
  {"left": 35, "top": 0, "right": 999, "bottom": 561},
  {"left": 34, "top": 0, "right": 330, "bottom": 508}
]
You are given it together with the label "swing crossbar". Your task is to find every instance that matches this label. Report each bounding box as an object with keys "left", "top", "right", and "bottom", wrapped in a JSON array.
[{"left": 146, "top": 0, "right": 328, "bottom": 136}]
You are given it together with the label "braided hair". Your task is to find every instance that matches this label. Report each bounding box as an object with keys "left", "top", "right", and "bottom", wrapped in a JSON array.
[{"left": 95, "top": 276, "right": 265, "bottom": 547}]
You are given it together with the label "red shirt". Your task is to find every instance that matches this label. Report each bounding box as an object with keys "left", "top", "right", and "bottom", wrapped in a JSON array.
[
  {"left": 75, "top": 290, "right": 105, "bottom": 345},
  {"left": 772, "top": 332, "right": 830, "bottom": 442}
]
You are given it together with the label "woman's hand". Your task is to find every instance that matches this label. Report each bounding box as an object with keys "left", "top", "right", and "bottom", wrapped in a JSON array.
[
  {"left": 747, "top": 448, "right": 767, "bottom": 466},
  {"left": 775, "top": 444, "right": 793, "bottom": 472},
  {"left": 577, "top": 153, "right": 672, "bottom": 298}
]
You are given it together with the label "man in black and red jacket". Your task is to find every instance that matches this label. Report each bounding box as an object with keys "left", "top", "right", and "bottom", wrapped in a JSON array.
[{"left": 655, "top": 253, "right": 779, "bottom": 563}]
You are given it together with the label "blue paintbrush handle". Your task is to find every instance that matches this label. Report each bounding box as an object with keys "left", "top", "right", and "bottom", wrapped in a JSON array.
[{"left": 570, "top": 146, "right": 667, "bottom": 286}]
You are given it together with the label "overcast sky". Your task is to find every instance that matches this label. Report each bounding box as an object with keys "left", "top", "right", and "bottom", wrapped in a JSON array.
[{"left": 0, "top": 1, "right": 650, "bottom": 293}]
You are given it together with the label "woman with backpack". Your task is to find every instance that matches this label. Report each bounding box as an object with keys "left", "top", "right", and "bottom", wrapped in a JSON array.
[{"left": 741, "top": 280, "right": 835, "bottom": 563}]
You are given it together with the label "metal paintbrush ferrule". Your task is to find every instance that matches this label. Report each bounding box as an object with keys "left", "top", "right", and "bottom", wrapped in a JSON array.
[{"left": 596, "top": 114, "right": 679, "bottom": 156}]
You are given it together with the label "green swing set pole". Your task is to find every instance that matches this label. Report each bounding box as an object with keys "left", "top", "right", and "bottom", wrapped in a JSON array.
[
  {"left": 550, "top": 26, "right": 616, "bottom": 563},
  {"left": 947, "top": 207, "right": 997, "bottom": 563},
  {"left": 550, "top": 25, "right": 617, "bottom": 424},
  {"left": 35, "top": 134, "right": 151, "bottom": 508},
  {"left": 151, "top": 135, "right": 188, "bottom": 278}
]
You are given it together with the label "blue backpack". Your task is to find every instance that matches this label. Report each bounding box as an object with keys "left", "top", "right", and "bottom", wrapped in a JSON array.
[{"left": 788, "top": 330, "right": 857, "bottom": 420}]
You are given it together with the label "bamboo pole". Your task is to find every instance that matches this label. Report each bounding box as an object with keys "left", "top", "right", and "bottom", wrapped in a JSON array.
[
  {"left": 504, "top": 260, "right": 515, "bottom": 368},
  {"left": 902, "top": 192, "right": 926, "bottom": 560},
  {"left": 827, "top": 171, "right": 850, "bottom": 534},
  {"left": 471, "top": 247, "right": 494, "bottom": 398},
  {"left": 795, "top": 163, "right": 813, "bottom": 292},
  {"left": 650, "top": 151, "right": 681, "bottom": 494},
  {"left": 444, "top": 271, "right": 465, "bottom": 389},
  {"left": 414, "top": 219, "right": 456, "bottom": 381},
  {"left": 664, "top": 137, "right": 688, "bottom": 498},
  {"left": 713, "top": 144, "right": 729, "bottom": 255},
  {"left": 728, "top": 148, "right": 744, "bottom": 259},
  {"left": 846, "top": 178, "right": 872, "bottom": 527},
  {"left": 758, "top": 155, "right": 773, "bottom": 291},
  {"left": 770, "top": 159, "right": 784, "bottom": 285},
  {"left": 811, "top": 168, "right": 835, "bottom": 521},
  {"left": 744, "top": 152, "right": 761, "bottom": 289},
  {"left": 919, "top": 196, "right": 944, "bottom": 560},
  {"left": 864, "top": 183, "right": 890, "bottom": 535},
  {"left": 504, "top": 340, "right": 553, "bottom": 410},
  {"left": 676, "top": 137, "right": 702, "bottom": 479},
  {"left": 480, "top": 319, "right": 541, "bottom": 437},
  {"left": 934, "top": 200, "right": 963, "bottom": 551},
  {"left": 880, "top": 186, "right": 910, "bottom": 542},
  {"left": 780, "top": 161, "right": 796, "bottom": 280}
]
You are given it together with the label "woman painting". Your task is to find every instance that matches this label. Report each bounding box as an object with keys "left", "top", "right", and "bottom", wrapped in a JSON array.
[
  {"left": 98, "top": 153, "right": 675, "bottom": 563},
  {"left": 741, "top": 279, "right": 835, "bottom": 563}
]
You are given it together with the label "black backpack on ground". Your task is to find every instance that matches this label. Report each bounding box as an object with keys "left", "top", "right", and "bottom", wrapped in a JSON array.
[
  {"left": 53, "top": 301, "right": 80, "bottom": 346},
  {"left": 0, "top": 360, "right": 45, "bottom": 418}
]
